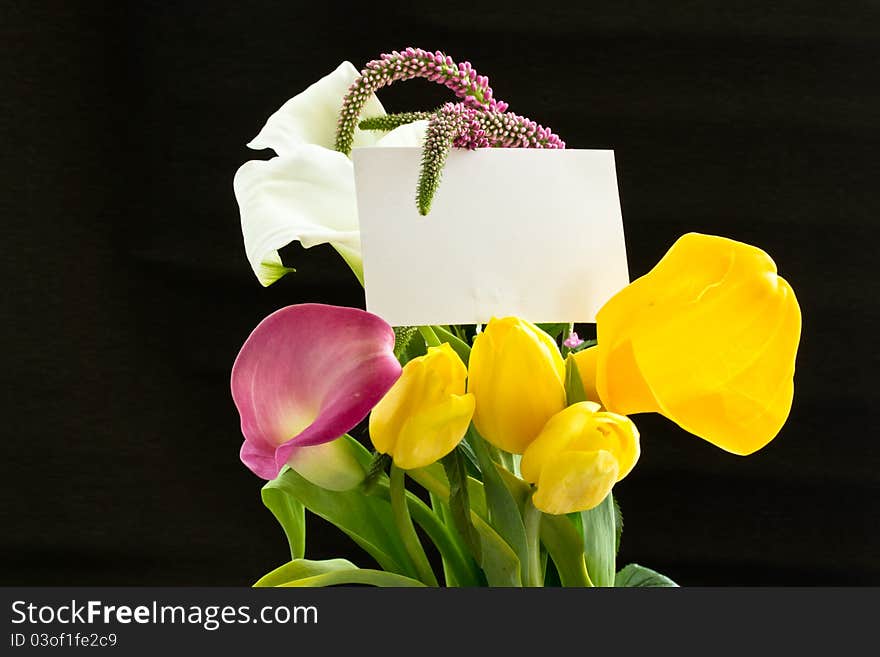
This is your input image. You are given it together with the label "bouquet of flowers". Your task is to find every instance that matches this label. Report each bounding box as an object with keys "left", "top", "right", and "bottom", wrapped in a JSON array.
[{"left": 232, "top": 48, "right": 802, "bottom": 587}]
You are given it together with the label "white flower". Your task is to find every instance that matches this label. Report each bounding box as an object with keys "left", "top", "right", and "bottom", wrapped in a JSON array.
[{"left": 234, "top": 61, "right": 426, "bottom": 286}]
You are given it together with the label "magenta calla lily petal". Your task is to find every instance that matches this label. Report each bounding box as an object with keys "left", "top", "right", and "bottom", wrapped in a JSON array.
[{"left": 232, "top": 303, "right": 401, "bottom": 479}]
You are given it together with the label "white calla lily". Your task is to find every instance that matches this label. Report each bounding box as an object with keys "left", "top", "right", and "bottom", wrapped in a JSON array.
[{"left": 234, "top": 60, "right": 427, "bottom": 286}]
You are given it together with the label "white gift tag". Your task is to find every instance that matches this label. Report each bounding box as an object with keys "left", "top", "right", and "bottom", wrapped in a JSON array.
[{"left": 352, "top": 147, "right": 630, "bottom": 325}]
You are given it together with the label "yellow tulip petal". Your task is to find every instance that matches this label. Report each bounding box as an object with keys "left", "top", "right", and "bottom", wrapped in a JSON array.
[
  {"left": 369, "top": 343, "right": 474, "bottom": 468},
  {"left": 532, "top": 450, "right": 619, "bottom": 515},
  {"left": 521, "top": 402, "right": 640, "bottom": 484},
  {"left": 571, "top": 346, "right": 603, "bottom": 405},
  {"left": 469, "top": 317, "right": 566, "bottom": 454},
  {"left": 368, "top": 357, "right": 425, "bottom": 456},
  {"left": 393, "top": 393, "right": 476, "bottom": 470},
  {"left": 520, "top": 401, "right": 601, "bottom": 483},
  {"left": 590, "top": 412, "right": 641, "bottom": 480}
]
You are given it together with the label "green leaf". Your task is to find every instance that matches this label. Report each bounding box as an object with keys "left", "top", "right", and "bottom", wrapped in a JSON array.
[
  {"left": 393, "top": 326, "right": 426, "bottom": 365},
  {"left": 368, "top": 477, "right": 484, "bottom": 587},
  {"left": 263, "top": 436, "right": 416, "bottom": 578},
  {"left": 615, "top": 564, "right": 679, "bottom": 587},
  {"left": 570, "top": 338, "right": 597, "bottom": 353},
  {"left": 469, "top": 427, "right": 529, "bottom": 585},
  {"left": 407, "top": 462, "right": 521, "bottom": 586},
  {"left": 537, "top": 323, "right": 569, "bottom": 339},
  {"left": 261, "top": 481, "right": 306, "bottom": 560},
  {"left": 413, "top": 461, "right": 487, "bottom": 518},
  {"left": 540, "top": 514, "right": 592, "bottom": 587},
  {"left": 362, "top": 451, "right": 391, "bottom": 495},
  {"left": 613, "top": 495, "right": 624, "bottom": 554},
  {"left": 429, "top": 493, "right": 459, "bottom": 587},
  {"left": 432, "top": 325, "right": 471, "bottom": 365},
  {"left": 442, "top": 450, "right": 482, "bottom": 562},
  {"left": 543, "top": 552, "right": 562, "bottom": 587},
  {"left": 474, "top": 525, "right": 522, "bottom": 587},
  {"left": 564, "top": 354, "right": 589, "bottom": 405},
  {"left": 256, "top": 558, "right": 427, "bottom": 587},
  {"left": 254, "top": 558, "right": 357, "bottom": 587},
  {"left": 580, "top": 493, "right": 618, "bottom": 587},
  {"left": 456, "top": 436, "right": 481, "bottom": 477},
  {"left": 280, "top": 569, "right": 427, "bottom": 587}
]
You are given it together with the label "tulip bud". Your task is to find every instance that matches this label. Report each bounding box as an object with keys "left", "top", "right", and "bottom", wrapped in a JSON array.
[
  {"left": 521, "top": 402, "right": 640, "bottom": 515},
  {"left": 595, "top": 233, "right": 801, "bottom": 455},
  {"left": 468, "top": 317, "right": 566, "bottom": 454},
  {"left": 369, "top": 343, "right": 475, "bottom": 470}
]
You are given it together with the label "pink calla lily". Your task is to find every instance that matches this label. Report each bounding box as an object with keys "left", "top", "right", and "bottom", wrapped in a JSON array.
[{"left": 232, "top": 303, "right": 401, "bottom": 479}]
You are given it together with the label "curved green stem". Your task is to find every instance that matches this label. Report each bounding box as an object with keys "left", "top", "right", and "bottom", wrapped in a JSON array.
[
  {"left": 390, "top": 465, "right": 438, "bottom": 586},
  {"left": 523, "top": 496, "right": 544, "bottom": 587}
]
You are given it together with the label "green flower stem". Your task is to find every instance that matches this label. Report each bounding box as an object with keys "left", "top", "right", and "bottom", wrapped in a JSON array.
[
  {"left": 372, "top": 480, "right": 482, "bottom": 586},
  {"left": 523, "top": 496, "right": 544, "bottom": 587},
  {"left": 418, "top": 325, "right": 442, "bottom": 348},
  {"left": 390, "top": 465, "right": 439, "bottom": 586}
]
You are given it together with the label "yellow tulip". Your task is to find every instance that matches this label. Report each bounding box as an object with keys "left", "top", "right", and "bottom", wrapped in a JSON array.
[
  {"left": 369, "top": 343, "right": 475, "bottom": 470},
  {"left": 521, "top": 401, "right": 640, "bottom": 514},
  {"left": 468, "top": 317, "right": 567, "bottom": 454},
  {"left": 594, "top": 232, "right": 801, "bottom": 455},
  {"left": 571, "top": 347, "right": 602, "bottom": 405}
]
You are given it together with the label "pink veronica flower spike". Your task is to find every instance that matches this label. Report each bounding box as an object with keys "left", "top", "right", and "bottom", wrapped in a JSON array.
[{"left": 232, "top": 303, "right": 401, "bottom": 479}]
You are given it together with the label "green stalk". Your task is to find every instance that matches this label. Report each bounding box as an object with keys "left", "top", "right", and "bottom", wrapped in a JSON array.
[
  {"left": 390, "top": 465, "right": 438, "bottom": 586},
  {"left": 523, "top": 497, "right": 544, "bottom": 587}
]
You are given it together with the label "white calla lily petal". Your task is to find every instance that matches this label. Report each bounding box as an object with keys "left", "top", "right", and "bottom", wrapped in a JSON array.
[
  {"left": 234, "top": 144, "right": 360, "bottom": 286},
  {"left": 373, "top": 120, "right": 428, "bottom": 147},
  {"left": 236, "top": 118, "right": 429, "bottom": 287},
  {"left": 247, "top": 61, "right": 386, "bottom": 155}
]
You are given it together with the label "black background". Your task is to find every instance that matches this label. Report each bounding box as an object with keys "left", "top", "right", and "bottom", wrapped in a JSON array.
[{"left": 2, "top": 1, "right": 878, "bottom": 585}]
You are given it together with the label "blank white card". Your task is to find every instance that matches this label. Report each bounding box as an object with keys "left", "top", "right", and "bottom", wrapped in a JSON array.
[{"left": 352, "top": 147, "right": 630, "bottom": 326}]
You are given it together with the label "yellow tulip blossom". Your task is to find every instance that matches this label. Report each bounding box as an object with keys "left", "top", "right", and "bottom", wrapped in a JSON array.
[
  {"left": 369, "top": 343, "right": 475, "bottom": 470},
  {"left": 594, "top": 232, "right": 801, "bottom": 455},
  {"left": 521, "top": 401, "right": 640, "bottom": 514},
  {"left": 571, "top": 347, "right": 602, "bottom": 405},
  {"left": 468, "top": 317, "right": 567, "bottom": 454}
]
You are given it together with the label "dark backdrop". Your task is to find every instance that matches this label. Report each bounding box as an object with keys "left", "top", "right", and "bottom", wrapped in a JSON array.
[{"left": 2, "top": 1, "right": 878, "bottom": 585}]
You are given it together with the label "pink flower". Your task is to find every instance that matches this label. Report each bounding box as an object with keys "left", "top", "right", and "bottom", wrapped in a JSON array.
[
  {"left": 231, "top": 304, "right": 401, "bottom": 479},
  {"left": 563, "top": 331, "right": 585, "bottom": 349}
]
